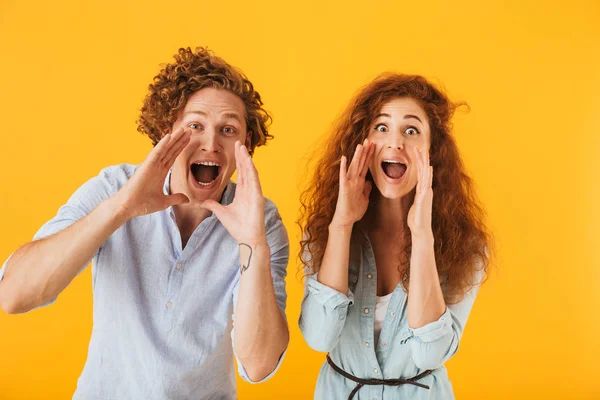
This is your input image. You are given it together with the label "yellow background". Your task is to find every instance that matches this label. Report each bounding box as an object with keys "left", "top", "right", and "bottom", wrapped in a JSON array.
[{"left": 1, "top": 1, "right": 599, "bottom": 399}]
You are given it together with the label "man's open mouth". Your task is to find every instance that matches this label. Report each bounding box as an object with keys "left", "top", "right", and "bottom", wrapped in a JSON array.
[
  {"left": 381, "top": 160, "right": 407, "bottom": 179},
  {"left": 190, "top": 161, "right": 222, "bottom": 187}
]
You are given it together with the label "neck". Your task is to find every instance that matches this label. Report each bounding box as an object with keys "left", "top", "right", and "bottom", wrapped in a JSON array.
[
  {"left": 173, "top": 201, "right": 213, "bottom": 232},
  {"left": 370, "top": 190, "right": 414, "bottom": 235},
  {"left": 171, "top": 184, "right": 227, "bottom": 247}
]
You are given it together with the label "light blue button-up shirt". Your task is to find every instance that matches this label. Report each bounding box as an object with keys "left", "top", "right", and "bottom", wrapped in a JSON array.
[
  {"left": 0, "top": 164, "right": 289, "bottom": 400},
  {"left": 299, "top": 230, "right": 481, "bottom": 400}
]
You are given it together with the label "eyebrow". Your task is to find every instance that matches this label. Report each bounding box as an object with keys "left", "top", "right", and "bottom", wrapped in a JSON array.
[
  {"left": 184, "top": 110, "right": 243, "bottom": 122},
  {"left": 375, "top": 113, "right": 422, "bottom": 123}
]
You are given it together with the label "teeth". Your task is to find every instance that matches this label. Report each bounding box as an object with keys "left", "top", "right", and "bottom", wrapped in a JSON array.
[
  {"left": 196, "top": 161, "right": 220, "bottom": 167},
  {"left": 383, "top": 160, "right": 405, "bottom": 164},
  {"left": 196, "top": 181, "right": 214, "bottom": 186}
]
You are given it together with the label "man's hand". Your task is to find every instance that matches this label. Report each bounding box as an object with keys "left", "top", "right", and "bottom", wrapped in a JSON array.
[
  {"left": 201, "top": 141, "right": 267, "bottom": 247},
  {"left": 116, "top": 127, "right": 192, "bottom": 218}
]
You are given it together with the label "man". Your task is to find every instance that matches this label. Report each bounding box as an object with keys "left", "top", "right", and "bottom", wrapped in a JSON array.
[{"left": 0, "top": 47, "right": 289, "bottom": 399}]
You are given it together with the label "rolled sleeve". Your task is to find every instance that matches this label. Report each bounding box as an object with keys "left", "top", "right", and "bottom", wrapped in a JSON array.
[
  {"left": 409, "top": 307, "right": 453, "bottom": 343},
  {"left": 264, "top": 202, "right": 289, "bottom": 319},
  {"left": 408, "top": 273, "right": 483, "bottom": 370},
  {"left": 299, "top": 275, "right": 354, "bottom": 353},
  {"left": 235, "top": 348, "right": 288, "bottom": 384},
  {"left": 33, "top": 166, "right": 118, "bottom": 243},
  {"left": 306, "top": 277, "right": 355, "bottom": 311},
  {"left": 1, "top": 166, "right": 120, "bottom": 311}
]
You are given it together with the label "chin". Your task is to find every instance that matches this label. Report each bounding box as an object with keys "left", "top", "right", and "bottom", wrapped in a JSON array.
[{"left": 373, "top": 178, "right": 416, "bottom": 200}]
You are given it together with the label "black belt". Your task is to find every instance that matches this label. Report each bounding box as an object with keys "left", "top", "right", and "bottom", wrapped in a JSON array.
[{"left": 326, "top": 355, "right": 433, "bottom": 400}]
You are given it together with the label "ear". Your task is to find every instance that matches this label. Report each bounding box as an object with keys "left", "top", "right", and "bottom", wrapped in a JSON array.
[{"left": 245, "top": 131, "right": 252, "bottom": 150}]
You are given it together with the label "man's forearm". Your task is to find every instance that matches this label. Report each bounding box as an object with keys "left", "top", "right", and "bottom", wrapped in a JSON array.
[
  {"left": 234, "top": 241, "right": 289, "bottom": 382},
  {"left": 0, "top": 194, "right": 130, "bottom": 314}
]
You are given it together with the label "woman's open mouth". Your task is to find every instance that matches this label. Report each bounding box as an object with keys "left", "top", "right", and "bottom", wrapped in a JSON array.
[
  {"left": 381, "top": 160, "right": 407, "bottom": 180},
  {"left": 190, "top": 161, "right": 222, "bottom": 188}
]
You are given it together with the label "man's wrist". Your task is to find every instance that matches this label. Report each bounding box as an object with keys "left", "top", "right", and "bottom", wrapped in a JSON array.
[
  {"left": 108, "top": 192, "right": 136, "bottom": 224},
  {"left": 238, "top": 236, "right": 268, "bottom": 249}
]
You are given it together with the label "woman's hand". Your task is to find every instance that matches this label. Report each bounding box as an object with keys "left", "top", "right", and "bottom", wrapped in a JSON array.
[
  {"left": 407, "top": 147, "right": 434, "bottom": 238},
  {"left": 331, "top": 139, "right": 375, "bottom": 229}
]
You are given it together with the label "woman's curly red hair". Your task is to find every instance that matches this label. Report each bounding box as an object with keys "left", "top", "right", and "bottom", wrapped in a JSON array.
[
  {"left": 299, "top": 73, "right": 493, "bottom": 303},
  {"left": 137, "top": 47, "right": 272, "bottom": 155}
]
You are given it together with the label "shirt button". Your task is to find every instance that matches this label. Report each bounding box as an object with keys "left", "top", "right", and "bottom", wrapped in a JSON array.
[
  {"left": 390, "top": 311, "right": 395, "bottom": 317},
  {"left": 373, "top": 368, "right": 378, "bottom": 374},
  {"left": 364, "top": 342, "right": 370, "bottom": 347},
  {"left": 176, "top": 263, "right": 182, "bottom": 270},
  {"left": 383, "top": 342, "right": 387, "bottom": 347},
  {"left": 166, "top": 301, "right": 173, "bottom": 308},
  {"left": 364, "top": 308, "right": 370, "bottom": 314},
  {"left": 367, "top": 273, "right": 373, "bottom": 279}
]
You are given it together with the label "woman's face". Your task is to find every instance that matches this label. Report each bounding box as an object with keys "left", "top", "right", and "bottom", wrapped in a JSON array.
[{"left": 367, "top": 97, "right": 431, "bottom": 200}]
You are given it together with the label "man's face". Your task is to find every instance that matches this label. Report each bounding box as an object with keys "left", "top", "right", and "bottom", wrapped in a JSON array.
[{"left": 170, "top": 87, "right": 250, "bottom": 203}]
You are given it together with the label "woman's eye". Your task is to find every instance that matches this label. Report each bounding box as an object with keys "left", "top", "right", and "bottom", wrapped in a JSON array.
[
  {"left": 188, "top": 123, "right": 202, "bottom": 130},
  {"left": 405, "top": 126, "right": 420, "bottom": 135},
  {"left": 375, "top": 124, "right": 388, "bottom": 133}
]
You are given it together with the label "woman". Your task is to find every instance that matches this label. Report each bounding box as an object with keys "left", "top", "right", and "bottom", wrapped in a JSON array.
[{"left": 298, "top": 74, "right": 492, "bottom": 399}]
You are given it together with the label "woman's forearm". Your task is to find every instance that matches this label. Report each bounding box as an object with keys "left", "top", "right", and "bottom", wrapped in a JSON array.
[
  {"left": 407, "top": 232, "right": 446, "bottom": 328},
  {"left": 316, "top": 223, "right": 353, "bottom": 295}
]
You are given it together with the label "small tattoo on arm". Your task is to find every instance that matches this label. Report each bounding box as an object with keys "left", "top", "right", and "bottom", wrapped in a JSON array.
[{"left": 239, "top": 243, "right": 253, "bottom": 274}]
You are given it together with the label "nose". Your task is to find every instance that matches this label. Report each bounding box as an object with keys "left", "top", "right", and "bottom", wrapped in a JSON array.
[
  {"left": 200, "top": 129, "right": 221, "bottom": 153},
  {"left": 386, "top": 133, "right": 404, "bottom": 150}
]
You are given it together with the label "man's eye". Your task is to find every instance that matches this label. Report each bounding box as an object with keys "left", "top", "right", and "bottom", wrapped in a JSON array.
[
  {"left": 405, "top": 126, "right": 420, "bottom": 135},
  {"left": 375, "top": 124, "right": 388, "bottom": 133},
  {"left": 223, "top": 127, "right": 235, "bottom": 134}
]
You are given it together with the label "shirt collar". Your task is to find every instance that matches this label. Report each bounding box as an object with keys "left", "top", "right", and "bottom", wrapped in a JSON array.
[{"left": 163, "top": 169, "right": 173, "bottom": 195}]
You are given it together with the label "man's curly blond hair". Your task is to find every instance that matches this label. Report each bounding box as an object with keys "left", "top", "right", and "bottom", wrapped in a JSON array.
[{"left": 137, "top": 47, "right": 272, "bottom": 155}]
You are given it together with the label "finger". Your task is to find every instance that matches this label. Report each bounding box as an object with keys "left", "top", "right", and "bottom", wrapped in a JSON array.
[
  {"left": 422, "top": 161, "right": 430, "bottom": 192},
  {"left": 423, "top": 150, "right": 431, "bottom": 190},
  {"left": 238, "top": 141, "right": 250, "bottom": 186},
  {"left": 163, "top": 129, "right": 191, "bottom": 166},
  {"left": 422, "top": 151, "right": 430, "bottom": 190},
  {"left": 234, "top": 141, "right": 244, "bottom": 186},
  {"left": 148, "top": 134, "right": 172, "bottom": 163},
  {"left": 362, "top": 180, "right": 372, "bottom": 198},
  {"left": 240, "top": 144, "right": 261, "bottom": 190},
  {"left": 430, "top": 166, "right": 434, "bottom": 188},
  {"left": 164, "top": 193, "right": 189, "bottom": 208},
  {"left": 360, "top": 142, "right": 375, "bottom": 178},
  {"left": 339, "top": 156, "right": 347, "bottom": 187},
  {"left": 415, "top": 147, "right": 423, "bottom": 193},
  {"left": 159, "top": 127, "right": 184, "bottom": 158},
  {"left": 348, "top": 144, "right": 363, "bottom": 179},
  {"left": 200, "top": 199, "right": 227, "bottom": 219},
  {"left": 356, "top": 139, "right": 369, "bottom": 176}
]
